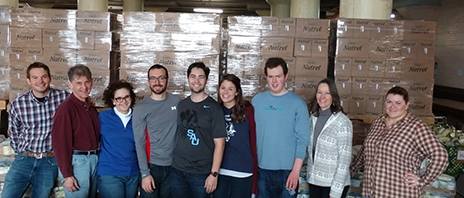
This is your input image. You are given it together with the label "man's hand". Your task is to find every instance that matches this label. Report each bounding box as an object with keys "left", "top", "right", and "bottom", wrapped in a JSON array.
[
  {"left": 204, "top": 175, "right": 218, "bottom": 194},
  {"left": 141, "top": 175, "right": 156, "bottom": 193},
  {"left": 63, "top": 176, "right": 79, "bottom": 192},
  {"left": 285, "top": 169, "right": 299, "bottom": 192}
]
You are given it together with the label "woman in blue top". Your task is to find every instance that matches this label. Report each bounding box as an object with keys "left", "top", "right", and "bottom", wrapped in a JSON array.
[
  {"left": 213, "top": 74, "right": 258, "bottom": 197},
  {"left": 97, "top": 80, "right": 140, "bottom": 198}
]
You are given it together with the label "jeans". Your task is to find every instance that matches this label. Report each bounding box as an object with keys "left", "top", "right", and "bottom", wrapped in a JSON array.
[
  {"left": 59, "top": 154, "right": 98, "bottom": 198},
  {"left": 257, "top": 168, "right": 298, "bottom": 198},
  {"left": 140, "top": 164, "right": 172, "bottom": 198},
  {"left": 212, "top": 174, "right": 252, "bottom": 198},
  {"left": 2, "top": 153, "right": 58, "bottom": 198},
  {"left": 170, "top": 167, "right": 210, "bottom": 198},
  {"left": 309, "top": 184, "right": 350, "bottom": 198},
  {"left": 98, "top": 174, "right": 140, "bottom": 198}
]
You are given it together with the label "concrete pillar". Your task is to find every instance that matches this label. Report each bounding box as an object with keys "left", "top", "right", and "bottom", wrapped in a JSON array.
[
  {"left": 78, "top": 0, "right": 108, "bottom": 11},
  {"left": 144, "top": 7, "right": 168, "bottom": 12},
  {"left": 123, "top": 0, "right": 144, "bottom": 12},
  {"left": 266, "top": 0, "right": 290, "bottom": 18},
  {"left": 340, "top": 0, "right": 393, "bottom": 20},
  {"left": 291, "top": 0, "right": 320, "bottom": 19},
  {"left": 255, "top": 9, "right": 271, "bottom": 16},
  {"left": 0, "top": 0, "right": 18, "bottom": 7},
  {"left": 27, "top": 3, "right": 54, "bottom": 9}
]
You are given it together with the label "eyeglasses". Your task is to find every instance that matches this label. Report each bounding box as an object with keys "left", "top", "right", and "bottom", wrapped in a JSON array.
[
  {"left": 113, "top": 95, "right": 131, "bottom": 103},
  {"left": 149, "top": 76, "right": 167, "bottom": 82}
]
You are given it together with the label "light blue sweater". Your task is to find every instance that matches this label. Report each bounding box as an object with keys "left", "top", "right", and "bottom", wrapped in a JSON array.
[{"left": 252, "top": 91, "right": 311, "bottom": 170}]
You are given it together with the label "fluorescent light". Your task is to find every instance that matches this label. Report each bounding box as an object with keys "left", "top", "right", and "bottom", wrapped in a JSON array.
[
  {"left": 390, "top": 13, "right": 396, "bottom": 19},
  {"left": 193, "top": 8, "right": 223, "bottom": 13}
]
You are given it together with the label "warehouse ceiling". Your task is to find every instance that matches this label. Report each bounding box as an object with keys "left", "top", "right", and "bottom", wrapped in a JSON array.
[{"left": 20, "top": 0, "right": 340, "bottom": 16}]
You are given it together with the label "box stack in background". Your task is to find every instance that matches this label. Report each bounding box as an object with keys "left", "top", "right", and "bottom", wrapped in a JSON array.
[
  {"left": 335, "top": 19, "right": 436, "bottom": 117},
  {"left": 226, "top": 16, "right": 330, "bottom": 102},
  {"left": 7, "top": 7, "right": 117, "bottom": 106},
  {"left": 119, "top": 12, "right": 221, "bottom": 100},
  {"left": 0, "top": 7, "right": 10, "bottom": 101}
]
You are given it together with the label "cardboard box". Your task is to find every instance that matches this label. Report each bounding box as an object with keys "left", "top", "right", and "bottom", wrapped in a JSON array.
[
  {"left": 43, "top": 9, "right": 76, "bottom": 30},
  {"left": 402, "top": 21, "right": 436, "bottom": 41},
  {"left": 10, "top": 8, "right": 45, "bottom": 28},
  {"left": 334, "top": 58, "right": 352, "bottom": 77},
  {"left": 409, "top": 96, "right": 433, "bottom": 116},
  {"left": 401, "top": 60, "right": 434, "bottom": 79},
  {"left": 416, "top": 41, "right": 435, "bottom": 60},
  {"left": 0, "top": 47, "right": 8, "bottom": 62},
  {"left": 353, "top": 19, "right": 372, "bottom": 38},
  {"left": 10, "top": 27, "right": 42, "bottom": 48},
  {"left": 258, "top": 56, "right": 296, "bottom": 76},
  {"left": 368, "top": 59, "right": 385, "bottom": 78},
  {"left": 294, "top": 77, "right": 324, "bottom": 101},
  {"left": 94, "top": 31, "right": 112, "bottom": 51},
  {"left": 9, "top": 47, "right": 44, "bottom": 64},
  {"left": 0, "top": 25, "right": 8, "bottom": 44},
  {"left": 366, "top": 95, "right": 383, "bottom": 115},
  {"left": 294, "top": 57, "right": 328, "bottom": 77},
  {"left": 76, "top": 11, "right": 110, "bottom": 32},
  {"left": 77, "top": 31, "right": 95, "bottom": 50},
  {"left": 228, "top": 36, "right": 261, "bottom": 55},
  {"left": 383, "top": 78, "right": 404, "bottom": 91},
  {"left": 0, "top": 6, "right": 11, "bottom": 25},
  {"left": 349, "top": 95, "right": 366, "bottom": 115},
  {"left": 336, "top": 38, "right": 370, "bottom": 58},
  {"left": 369, "top": 39, "right": 401, "bottom": 59},
  {"left": 42, "top": 29, "right": 77, "bottom": 49},
  {"left": 278, "top": 18, "right": 296, "bottom": 37},
  {"left": 368, "top": 78, "right": 385, "bottom": 95},
  {"left": 261, "top": 37, "right": 294, "bottom": 57},
  {"left": 400, "top": 41, "right": 418, "bottom": 60},
  {"left": 370, "top": 20, "right": 390, "bottom": 39},
  {"left": 120, "top": 51, "right": 155, "bottom": 70},
  {"left": 403, "top": 79, "right": 434, "bottom": 97},
  {"left": 311, "top": 39, "right": 328, "bottom": 58},
  {"left": 351, "top": 58, "right": 369, "bottom": 77},
  {"left": 76, "top": 50, "right": 110, "bottom": 69},
  {"left": 340, "top": 95, "right": 350, "bottom": 113},
  {"left": 293, "top": 38, "right": 312, "bottom": 57},
  {"left": 48, "top": 65, "right": 70, "bottom": 89},
  {"left": 42, "top": 49, "right": 77, "bottom": 67},
  {"left": 336, "top": 19, "right": 354, "bottom": 38},
  {"left": 335, "top": 77, "right": 352, "bottom": 95},
  {"left": 384, "top": 59, "right": 402, "bottom": 78},
  {"left": 351, "top": 77, "right": 369, "bottom": 95},
  {"left": 295, "top": 18, "right": 329, "bottom": 39}
]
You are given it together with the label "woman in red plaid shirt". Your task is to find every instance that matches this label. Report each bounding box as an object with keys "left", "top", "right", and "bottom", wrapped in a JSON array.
[{"left": 350, "top": 86, "right": 448, "bottom": 198}]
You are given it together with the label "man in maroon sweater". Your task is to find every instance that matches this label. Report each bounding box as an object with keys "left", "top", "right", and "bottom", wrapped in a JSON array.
[{"left": 51, "top": 65, "right": 100, "bottom": 198}]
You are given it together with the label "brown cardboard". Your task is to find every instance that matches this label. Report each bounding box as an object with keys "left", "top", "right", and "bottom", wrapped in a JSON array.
[
  {"left": 403, "top": 79, "right": 434, "bottom": 97},
  {"left": 383, "top": 78, "right": 404, "bottom": 91},
  {"left": 0, "top": 47, "right": 8, "bottom": 62},
  {"left": 353, "top": 19, "right": 372, "bottom": 38},
  {"left": 294, "top": 57, "right": 328, "bottom": 77},
  {"left": 120, "top": 51, "right": 155, "bottom": 70},
  {"left": 278, "top": 18, "right": 296, "bottom": 38},
  {"left": 0, "top": 6, "right": 11, "bottom": 25},
  {"left": 76, "top": 11, "right": 110, "bottom": 32},
  {"left": 9, "top": 47, "right": 43, "bottom": 64},
  {"left": 0, "top": 25, "right": 8, "bottom": 44},
  {"left": 295, "top": 18, "right": 329, "bottom": 39},
  {"left": 311, "top": 39, "right": 328, "bottom": 58},
  {"left": 42, "top": 49, "right": 77, "bottom": 67},
  {"left": 368, "top": 59, "right": 385, "bottom": 78},
  {"left": 351, "top": 77, "right": 369, "bottom": 95},
  {"left": 402, "top": 21, "right": 436, "bottom": 41},
  {"left": 366, "top": 95, "right": 383, "bottom": 115},
  {"left": 370, "top": 20, "right": 390, "bottom": 39},
  {"left": 294, "top": 77, "right": 325, "bottom": 101},
  {"left": 43, "top": 9, "right": 76, "bottom": 30},
  {"left": 368, "top": 78, "right": 385, "bottom": 95},
  {"left": 336, "top": 38, "right": 370, "bottom": 58},
  {"left": 76, "top": 50, "right": 110, "bottom": 69},
  {"left": 260, "top": 17, "right": 279, "bottom": 37},
  {"left": 48, "top": 65, "right": 70, "bottom": 89},
  {"left": 387, "top": 20, "right": 405, "bottom": 40},
  {"left": 261, "top": 37, "right": 294, "bottom": 57},
  {"left": 228, "top": 36, "right": 261, "bottom": 55},
  {"left": 369, "top": 39, "right": 401, "bottom": 59},
  {"left": 10, "top": 27, "right": 42, "bottom": 48},
  {"left": 94, "top": 31, "right": 112, "bottom": 51},
  {"left": 400, "top": 41, "right": 418, "bottom": 60},
  {"left": 77, "top": 31, "right": 95, "bottom": 50},
  {"left": 10, "top": 8, "right": 45, "bottom": 28},
  {"left": 349, "top": 95, "right": 366, "bottom": 115},
  {"left": 335, "top": 77, "right": 352, "bottom": 95},
  {"left": 384, "top": 59, "right": 402, "bottom": 79},
  {"left": 409, "top": 96, "right": 433, "bottom": 116},
  {"left": 334, "top": 58, "right": 352, "bottom": 77},
  {"left": 401, "top": 60, "right": 434, "bottom": 79},
  {"left": 351, "top": 58, "right": 369, "bottom": 77},
  {"left": 336, "top": 19, "right": 354, "bottom": 38},
  {"left": 154, "top": 52, "right": 191, "bottom": 71},
  {"left": 293, "top": 38, "right": 312, "bottom": 57},
  {"left": 416, "top": 41, "right": 435, "bottom": 60},
  {"left": 340, "top": 95, "right": 350, "bottom": 113},
  {"left": 42, "top": 29, "right": 78, "bottom": 49}
]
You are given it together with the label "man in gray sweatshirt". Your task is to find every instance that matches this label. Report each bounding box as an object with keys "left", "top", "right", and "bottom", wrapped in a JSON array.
[{"left": 133, "top": 64, "right": 181, "bottom": 198}]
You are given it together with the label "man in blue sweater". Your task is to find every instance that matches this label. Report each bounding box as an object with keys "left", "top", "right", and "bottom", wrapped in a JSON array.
[{"left": 252, "top": 57, "right": 311, "bottom": 198}]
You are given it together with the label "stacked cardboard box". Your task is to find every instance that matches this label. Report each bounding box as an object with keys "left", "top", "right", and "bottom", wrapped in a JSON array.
[
  {"left": 226, "top": 16, "right": 330, "bottom": 102},
  {"left": 7, "top": 8, "right": 116, "bottom": 106},
  {"left": 0, "top": 7, "right": 10, "bottom": 100},
  {"left": 335, "top": 19, "right": 435, "bottom": 116},
  {"left": 119, "top": 12, "right": 221, "bottom": 100}
]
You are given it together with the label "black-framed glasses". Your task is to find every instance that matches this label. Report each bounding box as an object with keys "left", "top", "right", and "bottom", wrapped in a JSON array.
[
  {"left": 113, "top": 95, "right": 131, "bottom": 103},
  {"left": 149, "top": 76, "right": 167, "bottom": 82}
]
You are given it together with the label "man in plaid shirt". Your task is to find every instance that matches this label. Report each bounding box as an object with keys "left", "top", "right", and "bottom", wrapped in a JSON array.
[{"left": 3, "top": 62, "right": 69, "bottom": 198}]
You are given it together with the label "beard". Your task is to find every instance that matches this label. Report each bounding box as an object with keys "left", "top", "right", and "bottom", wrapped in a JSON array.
[
  {"left": 190, "top": 86, "right": 205, "bottom": 94},
  {"left": 150, "top": 85, "right": 167, "bottom": 95}
]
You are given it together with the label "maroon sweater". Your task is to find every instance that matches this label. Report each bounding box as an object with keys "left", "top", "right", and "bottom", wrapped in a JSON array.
[
  {"left": 246, "top": 105, "right": 259, "bottom": 195},
  {"left": 51, "top": 93, "right": 100, "bottom": 178}
]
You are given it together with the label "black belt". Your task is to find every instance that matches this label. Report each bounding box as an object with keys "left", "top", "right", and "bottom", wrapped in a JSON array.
[{"left": 72, "top": 150, "right": 99, "bottom": 155}]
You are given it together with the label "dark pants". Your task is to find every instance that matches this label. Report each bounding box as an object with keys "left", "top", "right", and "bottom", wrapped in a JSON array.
[
  {"left": 140, "top": 164, "right": 172, "bottom": 198},
  {"left": 212, "top": 174, "right": 252, "bottom": 198},
  {"left": 257, "top": 168, "right": 298, "bottom": 198},
  {"left": 309, "top": 183, "right": 350, "bottom": 198},
  {"left": 170, "top": 167, "right": 210, "bottom": 198}
]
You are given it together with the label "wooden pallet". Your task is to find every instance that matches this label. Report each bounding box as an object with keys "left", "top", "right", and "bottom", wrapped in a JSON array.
[{"left": 349, "top": 114, "right": 435, "bottom": 126}]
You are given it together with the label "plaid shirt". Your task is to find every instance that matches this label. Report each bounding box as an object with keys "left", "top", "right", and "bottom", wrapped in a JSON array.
[
  {"left": 8, "top": 88, "right": 69, "bottom": 153},
  {"left": 350, "top": 113, "right": 448, "bottom": 198}
]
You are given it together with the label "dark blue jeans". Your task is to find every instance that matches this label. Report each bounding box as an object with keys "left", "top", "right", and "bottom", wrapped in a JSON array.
[
  {"left": 140, "top": 164, "right": 172, "bottom": 198},
  {"left": 257, "top": 168, "right": 298, "bottom": 198},
  {"left": 170, "top": 167, "right": 210, "bottom": 198},
  {"left": 98, "top": 174, "right": 140, "bottom": 198},
  {"left": 212, "top": 174, "right": 252, "bottom": 198},
  {"left": 2, "top": 153, "right": 58, "bottom": 198}
]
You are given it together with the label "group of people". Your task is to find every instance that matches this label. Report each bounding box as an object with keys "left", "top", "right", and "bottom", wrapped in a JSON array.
[{"left": 5, "top": 57, "right": 449, "bottom": 198}]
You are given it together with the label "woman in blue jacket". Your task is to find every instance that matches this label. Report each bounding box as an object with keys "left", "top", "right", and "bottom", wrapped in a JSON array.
[{"left": 97, "top": 80, "right": 139, "bottom": 198}]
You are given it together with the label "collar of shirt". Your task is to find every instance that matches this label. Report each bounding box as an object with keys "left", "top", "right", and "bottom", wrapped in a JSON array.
[
  {"left": 27, "top": 89, "right": 50, "bottom": 103},
  {"left": 69, "top": 93, "right": 93, "bottom": 108}
]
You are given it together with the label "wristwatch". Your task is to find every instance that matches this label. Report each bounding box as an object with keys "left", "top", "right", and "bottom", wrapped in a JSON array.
[{"left": 210, "top": 171, "right": 218, "bottom": 177}]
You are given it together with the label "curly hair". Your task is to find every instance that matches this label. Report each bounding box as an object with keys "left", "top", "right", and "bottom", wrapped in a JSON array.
[{"left": 102, "top": 80, "right": 136, "bottom": 108}]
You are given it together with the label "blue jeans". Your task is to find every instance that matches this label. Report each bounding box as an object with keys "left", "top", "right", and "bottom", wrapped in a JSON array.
[
  {"left": 98, "top": 174, "right": 140, "bottom": 198},
  {"left": 257, "top": 168, "right": 298, "bottom": 198},
  {"left": 170, "top": 168, "right": 210, "bottom": 198},
  {"left": 59, "top": 154, "right": 98, "bottom": 198},
  {"left": 140, "top": 164, "right": 172, "bottom": 198},
  {"left": 2, "top": 153, "right": 58, "bottom": 198},
  {"left": 212, "top": 174, "right": 252, "bottom": 198}
]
